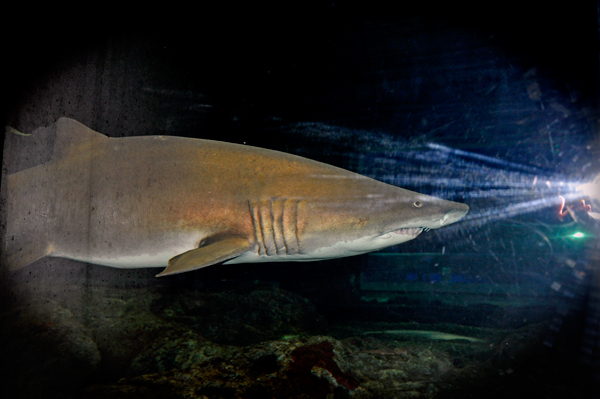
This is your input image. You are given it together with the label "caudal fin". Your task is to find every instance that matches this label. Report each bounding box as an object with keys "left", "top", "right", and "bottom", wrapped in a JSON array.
[
  {"left": 4, "top": 118, "right": 104, "bottom": 272},
  {"left": 5, "top": 164, "right": 55, "bottom": 271},
  {"left": 6, "top": 240, "right": 53, "bottom": 271}
]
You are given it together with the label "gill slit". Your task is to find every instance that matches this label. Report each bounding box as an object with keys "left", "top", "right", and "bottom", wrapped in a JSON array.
[{"left": 248, "top": 199, "right": 300, "bottom": 256}]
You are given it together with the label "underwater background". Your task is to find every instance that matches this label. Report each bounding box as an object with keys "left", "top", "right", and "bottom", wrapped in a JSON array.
[{"left": 2, "top": 3, "right": 599, "bottom": 398}]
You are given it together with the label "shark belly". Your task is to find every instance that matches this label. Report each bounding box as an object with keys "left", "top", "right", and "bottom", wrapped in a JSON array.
[
  {"left": 67, "top": 251, "right": 178, "bottom": 268},
  {"left": 225, "top": 227, "right": 423, "bottom": 264},
  {"left": 54, "top": 228, "right": 209, "bottom": 269}
]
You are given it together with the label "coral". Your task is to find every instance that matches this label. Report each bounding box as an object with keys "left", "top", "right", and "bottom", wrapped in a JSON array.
[{"left": 289, "top": 341, "right": 360, "bottom": 394}]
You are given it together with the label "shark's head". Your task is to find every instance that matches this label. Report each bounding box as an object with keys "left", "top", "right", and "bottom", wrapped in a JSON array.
[
  {"left": 226, "top": 172, "right": 469, "bottom": 266},
  {"left": 296, "top": 181, "right": 469, "bottom": 259}
]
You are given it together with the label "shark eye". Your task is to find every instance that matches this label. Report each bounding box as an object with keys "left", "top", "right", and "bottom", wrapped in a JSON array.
[{"left": 413, "top": 201, "right": 423, "bottom": 208}]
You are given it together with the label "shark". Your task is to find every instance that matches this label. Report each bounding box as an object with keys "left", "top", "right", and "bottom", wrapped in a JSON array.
[{"left": 5, "top": 118, "right": 468, "bottom": 277}]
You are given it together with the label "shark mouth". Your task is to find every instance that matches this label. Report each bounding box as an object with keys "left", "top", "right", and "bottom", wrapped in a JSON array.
[{"left": 391, "top": 227, "right": 428, "bottom": 236}]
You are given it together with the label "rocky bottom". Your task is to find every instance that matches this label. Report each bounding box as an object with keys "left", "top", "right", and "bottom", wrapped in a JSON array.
[{"left": 0, "top": 281, "right": 591, "bottom": 399}]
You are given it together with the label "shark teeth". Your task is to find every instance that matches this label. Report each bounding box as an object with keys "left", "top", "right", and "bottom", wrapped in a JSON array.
[{"left": 393, "top": 227, "right": 424, "bottom": 235}]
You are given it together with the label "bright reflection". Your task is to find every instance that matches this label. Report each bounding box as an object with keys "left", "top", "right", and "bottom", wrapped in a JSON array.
[
  {"left": 576, "top": 172, "right": 600, "bottom": 203},
  {"left": 288, "top": 123, "right": 595, "bottom": 228},
  {"left": 375, "top": 142, "right": 595, "bottom": 227}
]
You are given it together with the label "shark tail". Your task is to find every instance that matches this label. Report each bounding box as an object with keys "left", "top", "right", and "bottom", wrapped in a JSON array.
[
  {"left": 5, "top": 118, "right": 107, "bottom": 271},
  {"left": 5, "top": 163, "right": 55, "bottom": 271},
  {"left": 6, "top": 239, "right": 54, "bottom": 271}
]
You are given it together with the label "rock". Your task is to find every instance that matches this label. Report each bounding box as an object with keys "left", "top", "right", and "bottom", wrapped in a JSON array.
[
  {"left": 128, "top": 328, "right": 233, "bottom": 375},
  {"left": 62, "top": 286, "right": 171, "bottom": 381},
  {"left": 151, "top": 283, "right": 328, "bottom": 345},
  {"left": 7, "top": 282, "right": 178, "bottom": 382},
  {"left": 0, "top": 299, "right": 101, "bottom": 399},
  {"left": 1, "top": 281, "right": 330, "bottom": 398},
  {"left": 82, "top": 336, "right": 366, "bottom": 399}
]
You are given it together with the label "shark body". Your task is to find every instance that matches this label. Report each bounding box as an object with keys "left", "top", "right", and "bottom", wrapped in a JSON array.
[{"left": 5, "top": 118, "right": 468, "bottom": 276}]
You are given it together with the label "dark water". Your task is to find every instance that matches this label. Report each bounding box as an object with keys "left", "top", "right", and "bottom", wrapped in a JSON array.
[{"left": 2, "top": 3, "right": 599, "bottom": 398}]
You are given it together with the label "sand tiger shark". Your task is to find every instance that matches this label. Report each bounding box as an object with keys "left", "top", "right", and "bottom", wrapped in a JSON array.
[{"left": 5, "top": 118, "right": 468, "bottom": 277}]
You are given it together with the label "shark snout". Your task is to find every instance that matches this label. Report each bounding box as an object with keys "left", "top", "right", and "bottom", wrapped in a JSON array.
[{"left": 439, "top": 204, "right": 469, "bottom": 226}]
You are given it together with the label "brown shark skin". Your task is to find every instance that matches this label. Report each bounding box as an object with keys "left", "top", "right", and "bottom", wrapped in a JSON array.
[{"left": 6, "top": 118, "right": 468, "bottom": 275}]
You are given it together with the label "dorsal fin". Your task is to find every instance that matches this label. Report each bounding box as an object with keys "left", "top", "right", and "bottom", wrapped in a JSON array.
[{"left": 53, "top": 118, "right": 108, "bottom": 160}]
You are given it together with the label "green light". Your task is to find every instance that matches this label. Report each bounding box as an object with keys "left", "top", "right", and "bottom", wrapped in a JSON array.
[{"left": 572, "top": 232, "right": 584, "bottom": 238}]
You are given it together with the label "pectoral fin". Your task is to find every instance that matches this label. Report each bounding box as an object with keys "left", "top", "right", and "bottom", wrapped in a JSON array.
[{"left": 156, "top": 237, "right": 252, "bottom": 277}]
